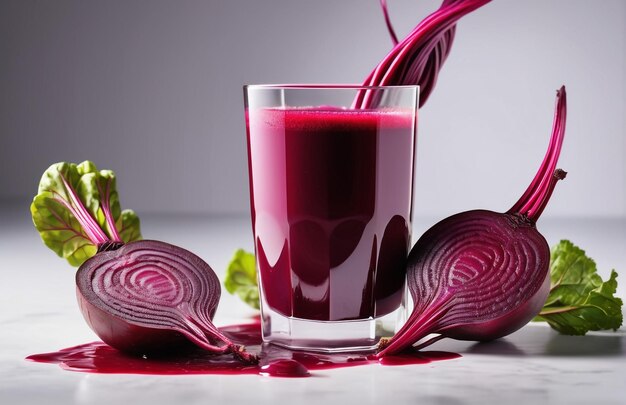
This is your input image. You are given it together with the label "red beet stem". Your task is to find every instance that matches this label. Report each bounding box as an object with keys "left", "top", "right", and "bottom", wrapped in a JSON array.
[
  {"left": 377, "top": 293, "right": 453, "bottom": 357},
  {"left": 176, "top": 310, "right": 257, "bottom": 363},
  {"left": 509, "top": 86, "right": 567, "bottom": 221},
  {"left": 531, "top": 168, "right": 568, "bottom": 220},
  {"left": 57, "top": 175, "right": 109, "bottom": 245},
  {"left": 95, "top": 177, "right": 122, "bottom": 242},
  {"left": 380, "top": 0, "right": 399, "bottom": 45},
  {"left": 354, "top": 0, "right": 490, "bottom": 109}
]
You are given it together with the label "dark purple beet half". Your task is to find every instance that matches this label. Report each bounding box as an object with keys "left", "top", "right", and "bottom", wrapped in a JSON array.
[
  {"left": 76, "top": 240, "right": 252, "bottom": 360},
  {"left": 377, "top": 87, "right": 567, "bottom": 356},
  {"left": 407, "top": 210, "right": 551, "bottom": 343}
]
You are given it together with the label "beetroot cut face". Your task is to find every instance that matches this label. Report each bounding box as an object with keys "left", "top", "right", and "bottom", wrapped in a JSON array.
[
  {"left": 378, "top": 87, "right": 567, "bottom": 356},
  {"left": 76, "top": 240, "right": 256, "bottom": 361}
]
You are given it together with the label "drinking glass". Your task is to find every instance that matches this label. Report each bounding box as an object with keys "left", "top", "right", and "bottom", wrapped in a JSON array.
[{"left": 244, "top": 84, "right": 418, "bottom": 352}]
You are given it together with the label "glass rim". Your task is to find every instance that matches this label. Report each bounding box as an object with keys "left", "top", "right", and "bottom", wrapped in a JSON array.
[{"left": 244, "top": 83, "right": 419, "bottom": 91}]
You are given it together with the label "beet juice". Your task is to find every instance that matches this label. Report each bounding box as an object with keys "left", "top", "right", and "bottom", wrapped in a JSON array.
[{"left": 245, "top": 85, "right": 418, "bottom": 351}]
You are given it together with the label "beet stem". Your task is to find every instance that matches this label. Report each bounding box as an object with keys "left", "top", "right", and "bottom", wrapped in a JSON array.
[
  {"left": 58, "top": 174, "right": 110, "bottom": 244},
  {"left": 353, "top": 0, "right": 488, "bottom": 109},
  {"left": 529, "top": 169, "right": 567, "bottom": 221},
  {"left": 377, "top": 315, "right": 438, "bottom": 357},
  {"left": 96, "top": 178, "right": 123, "bottom": 242},
  {"left": 376, "top": 295, "right": 453, "bottom": 357},
  {"left": 178, "top": 307, "right": 257, "bottom": 364},
  {"left": 380, "top": 0, "right": 399, "bottom": 45},
  {"left": 509, "top": 86, "right": 567, "bottom": 221},
  {"left": 177, "top": 305, "right": 235, "bottom": 352},
  {"left": 179, "top": 318, "right": 231, "bottom": 354}
]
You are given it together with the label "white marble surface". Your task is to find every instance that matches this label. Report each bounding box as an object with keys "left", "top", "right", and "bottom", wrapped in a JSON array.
[{"left": 1, "top": 206, "right": 624, "bottom": 405}]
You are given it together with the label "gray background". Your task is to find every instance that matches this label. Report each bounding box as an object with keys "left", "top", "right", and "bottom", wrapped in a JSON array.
[{"left": 1, "top": 0, "right": 624, "bottom": 218}]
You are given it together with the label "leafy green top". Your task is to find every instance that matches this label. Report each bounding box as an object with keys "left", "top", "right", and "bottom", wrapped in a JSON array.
[
  {"left": 31, "top": 161, "right": 141, "bottom": 266},
  {"left": 534, "top": 240, "right": 623, "bottom": 335},
  {"left": 224, "top": 249, "right": 259, "bottom": 309}
]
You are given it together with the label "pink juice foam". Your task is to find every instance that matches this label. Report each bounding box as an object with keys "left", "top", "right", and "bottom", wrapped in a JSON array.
[{"left": 246, "top": 108, "right": 416, "bottom": 321}]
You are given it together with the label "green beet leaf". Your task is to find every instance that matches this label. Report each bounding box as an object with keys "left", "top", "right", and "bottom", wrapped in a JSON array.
[
  {"left": 534, "top": 240, "right": 623, "bottom": 335},
  {"left": 31, "top": 161, "right": 141, "bottom": 267},
  {"left": 224, "top": 249, "right": 259, "bottom": 309}
]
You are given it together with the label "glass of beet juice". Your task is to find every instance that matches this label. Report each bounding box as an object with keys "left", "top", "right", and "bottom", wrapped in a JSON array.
[{"left": 244, "top": 85, "right": 418, "bottom": 352}]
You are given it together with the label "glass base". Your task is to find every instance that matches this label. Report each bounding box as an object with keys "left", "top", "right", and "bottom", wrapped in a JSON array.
[{"left": 261, "top": 303, "right": 407, "bottom": 353}]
